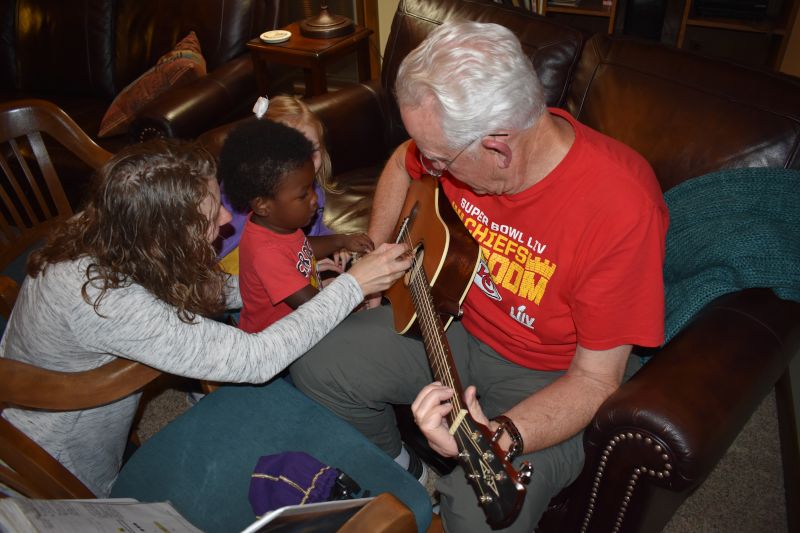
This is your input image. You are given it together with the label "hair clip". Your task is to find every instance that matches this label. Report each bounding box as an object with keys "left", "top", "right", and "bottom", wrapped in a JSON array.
[{"left": 252, "top": 96, "right": 269, "bottom": 119}]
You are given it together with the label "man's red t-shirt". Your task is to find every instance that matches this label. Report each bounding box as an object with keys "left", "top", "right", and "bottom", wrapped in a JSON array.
[{"left": 404, "top": 108, "right": 669, "bottom": 370}]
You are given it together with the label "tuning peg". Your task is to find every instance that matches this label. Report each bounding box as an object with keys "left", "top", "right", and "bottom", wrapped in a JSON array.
[{"left": 518, "top": 462, "right": 533, "bottom": 484}]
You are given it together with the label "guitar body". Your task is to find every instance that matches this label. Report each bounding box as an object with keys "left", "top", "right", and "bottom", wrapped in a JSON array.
[{"left": 384, "top": 176, "right": 481, "bottom": 335}]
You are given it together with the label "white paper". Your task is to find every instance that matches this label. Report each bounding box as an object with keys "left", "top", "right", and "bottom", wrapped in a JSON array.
[{"left": 0, "top": 498, "right": 203, "bottom": 533}]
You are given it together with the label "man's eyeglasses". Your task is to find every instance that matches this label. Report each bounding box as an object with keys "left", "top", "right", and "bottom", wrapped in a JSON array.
[{"left": 418, "top": 133, "right": 508, "bottom": 177}]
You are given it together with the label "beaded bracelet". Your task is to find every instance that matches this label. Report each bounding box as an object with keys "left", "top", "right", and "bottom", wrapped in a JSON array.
[{"left": 492, "top": 415, "right": 524, "bottom": 459}]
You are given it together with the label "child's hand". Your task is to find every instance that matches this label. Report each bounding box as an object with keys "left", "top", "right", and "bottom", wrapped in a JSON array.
[
  {"left": 341, "top": 233, "right": 374, "bottom": 254},
  {"left": 331, "top": 249, "right": 351, "bottom": 271},
  {"left": 316, "top": 257, "right": 343, "bottom": 273},
  {"left": 330, "top": 233, "right": 374, "bottom": 271},
  {"left": 362, "top": 293, "right": 382, "bottom": 309},
  {"left": 316, "top": 258, "right": 343, "bottom": 288}
]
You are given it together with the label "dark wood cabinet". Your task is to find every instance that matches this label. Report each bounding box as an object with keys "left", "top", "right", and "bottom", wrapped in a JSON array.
[{"left": 677, "top": 0, "right": 799, "bottom": 69}]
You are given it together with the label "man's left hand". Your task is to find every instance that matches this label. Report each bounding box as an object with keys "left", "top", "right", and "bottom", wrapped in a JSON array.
[{"left": 411, "top": 383, "right": 489, "bottom": 457}]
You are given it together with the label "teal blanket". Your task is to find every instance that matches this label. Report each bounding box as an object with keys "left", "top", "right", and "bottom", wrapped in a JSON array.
[{"left": 663, "top": 167, "right": 800, "bottom": 344}]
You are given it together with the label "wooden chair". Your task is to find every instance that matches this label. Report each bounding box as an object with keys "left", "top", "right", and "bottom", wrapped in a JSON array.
[
  {"left": 0, "top": 99, "right": 159, "bottom": 499},
  {"left": 0, "top": 275, "right": 19, "bottom": 320},
  {"left": 319, "top": 493, "right": 419, "bottom": 533},
  {"left": 0, "top": 98, "right": 111, "bottom": 270},
  {"left": 0, "top": 357, "right": 162, "bottom": 498},
  {"left": 346, "top": 496, "right": 441, "bottom": 533}
]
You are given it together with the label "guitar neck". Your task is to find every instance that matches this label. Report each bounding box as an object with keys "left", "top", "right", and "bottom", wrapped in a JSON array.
[
  {"left": 393, "top": 177, "right": 531, "bottom": 529},
  {"left": 408, "top": 260, "right": 494, "bottom": 452},
  {"left": 408, "top": 266, "right": 465, "bottom": 399}
]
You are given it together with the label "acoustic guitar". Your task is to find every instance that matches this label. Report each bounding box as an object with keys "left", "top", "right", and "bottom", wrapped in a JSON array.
[{"left": 384, "top": 176, "right": 532, "bottom": 529}]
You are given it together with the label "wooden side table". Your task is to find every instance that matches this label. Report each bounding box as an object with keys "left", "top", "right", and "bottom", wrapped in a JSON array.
[{"left": 247, "top": 22, "right": 373, "bottom": 98}]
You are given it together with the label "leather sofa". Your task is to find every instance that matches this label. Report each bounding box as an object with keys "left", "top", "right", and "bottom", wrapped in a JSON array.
[
  {"left": 0, "top": 0, "right": 282, "bottom": 152},
  {"left": 199, "top": 1, "right": 800, "bottom": 531}
]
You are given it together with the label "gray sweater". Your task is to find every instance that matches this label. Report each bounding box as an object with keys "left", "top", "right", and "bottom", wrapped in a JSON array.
[{"left": 0, "top": 257, "right": 363, "bottom": 497}]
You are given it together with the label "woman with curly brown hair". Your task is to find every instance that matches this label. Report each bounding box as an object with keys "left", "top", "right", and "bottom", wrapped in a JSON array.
[{"left": 0, "top": 139, "right": 411, "bottom": 498}]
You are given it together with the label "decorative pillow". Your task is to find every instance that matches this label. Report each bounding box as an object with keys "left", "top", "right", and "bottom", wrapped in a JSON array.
[{"left": 98, "top": 31, "right": 207, "bottom": 138}]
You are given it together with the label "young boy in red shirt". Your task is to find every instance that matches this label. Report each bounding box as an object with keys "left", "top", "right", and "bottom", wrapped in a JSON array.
[{"left": 218, "top": 120, "right": 373, "bottom": 333}]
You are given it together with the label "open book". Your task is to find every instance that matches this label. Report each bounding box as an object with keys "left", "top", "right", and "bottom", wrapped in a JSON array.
[
  {"left": 0, "top": 495, "right": 377, "bottom": 532},
  {"left": 0, "top": 498, "right": 202, "bottom": 533}
]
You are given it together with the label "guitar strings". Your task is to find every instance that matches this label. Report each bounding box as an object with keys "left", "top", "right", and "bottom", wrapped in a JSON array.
[
  {"left": 399, "top": 225, "right": 493, "bottom": 497},
  {"left": 395, "top": 199, "right": 525, "bottom": 518},
  {"left": 397, "top": 226, "right": 459, "bottom": 398},
  {"left": 397, "top": 229, "right": 454, "bottom": 388}
]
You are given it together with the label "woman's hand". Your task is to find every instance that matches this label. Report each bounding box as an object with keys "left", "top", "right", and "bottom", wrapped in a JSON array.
[
  {"left": 411, "top": 383, "right": 488, "bottom": 458},
  {"left": 347, "top": 242, "right": 411, "bottom": 297}
]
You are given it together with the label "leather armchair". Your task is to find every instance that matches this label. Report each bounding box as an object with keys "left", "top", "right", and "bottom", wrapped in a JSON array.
[
  {"left": 313, "top": 2, "right": 800, "bottom": 531},
  {"left": 0, "top": 0, "right": 282, "bottom": 152}
]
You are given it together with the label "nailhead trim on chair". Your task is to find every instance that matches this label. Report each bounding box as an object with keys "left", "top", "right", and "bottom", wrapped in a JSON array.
[
  {"left": 580, "top": 431, "right": 673, "bottom": 533},
  {"left": 138, "top": 127, "right": 165, "bottom": 142}
]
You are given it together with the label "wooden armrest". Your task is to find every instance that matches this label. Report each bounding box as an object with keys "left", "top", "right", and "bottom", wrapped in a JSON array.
[
  {"left": 0, "top": 417, "right": 95, "bottom": 499},
  {"left": 0, "top": 275, "right": 19, "bottom": 320},
  {"left": 339, "top": 493, "right": 417, "bottom": 533},
  {"left": 131, "top": 56, "right": 258, "bottom": 141},
  {"left": 0, "top": 358, "right": 161, "bottom": 411}
]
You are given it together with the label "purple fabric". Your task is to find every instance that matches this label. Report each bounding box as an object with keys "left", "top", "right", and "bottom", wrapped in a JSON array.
[
  {"left": 217, "top": 183, "right": 331, "bottom": 259},
  {"left": 307, "top": 186, "right": 333, "bottom": 237},
  {"left": 248, "top": 451, "right": 339, "bottom": 516}
]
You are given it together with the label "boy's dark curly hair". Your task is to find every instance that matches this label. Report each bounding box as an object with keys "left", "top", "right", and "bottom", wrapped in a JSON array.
[{"left": 218, "top": 119, "right": 314, "bottom": 213}]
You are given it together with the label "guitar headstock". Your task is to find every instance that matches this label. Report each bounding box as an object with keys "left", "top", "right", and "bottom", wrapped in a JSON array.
[{"left": 455, "top": 416, "right": 532, "bottom": 529}]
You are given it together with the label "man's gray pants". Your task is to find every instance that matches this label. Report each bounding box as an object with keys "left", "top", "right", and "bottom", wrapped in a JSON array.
[{"left": 290, "top": 305, "right": 640, "bottom": 532}]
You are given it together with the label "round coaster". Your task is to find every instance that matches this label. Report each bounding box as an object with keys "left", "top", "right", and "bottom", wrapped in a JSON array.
[{"left": 260, "top": 30, "right": 291, "bottom": 44}]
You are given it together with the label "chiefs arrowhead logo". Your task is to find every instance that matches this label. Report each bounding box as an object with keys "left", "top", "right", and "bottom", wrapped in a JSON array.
[{"left": 474, "top": 258, "right": 501, "bottom": 301}]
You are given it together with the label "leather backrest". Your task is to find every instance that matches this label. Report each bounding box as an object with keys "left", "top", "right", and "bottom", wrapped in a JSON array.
[
  {"left": 0, "top": 0, "right": 116, "bottom": 98},
  {"left": 0, "top": 1, "right": 12, "bottom": 92},
  {"left": 113, "top": 0, "right": 280, "bottom": 92},
  {"left": 381, "top": 0, "right": 586, "bottom": 145},
  {"left": 567, "top": 34, "right": 800, "bottom": 192},
  {"left": 384, "top": 0, "right": 586, "bottom": 107}
]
